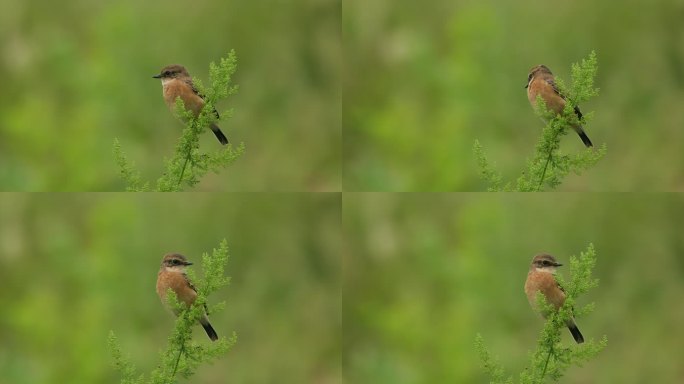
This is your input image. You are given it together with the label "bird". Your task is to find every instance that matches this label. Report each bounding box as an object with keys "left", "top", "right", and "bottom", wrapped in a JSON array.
[
  {"left": 156, "top": 253, "right": 218, "bottom": 341},
  {"left": 524, "top": 253, "right": 584, "bottom": 344},
  {"left": 525, "top": 65, "right": 593, "bottom": 148},
  {"left": 153, "top": 64, "right": 229, "bottom": 145}
]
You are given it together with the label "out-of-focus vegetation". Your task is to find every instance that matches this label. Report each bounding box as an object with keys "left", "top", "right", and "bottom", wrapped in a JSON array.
[
  {"left": 0, "top": 0, "right": 341, "bottom": 191},
  {"left": 0, "top": 193, "right": 341, "bottom": 383},
  {"left": 343, "top": 193, "right": 684, "bottom": 383},
  {"left": 344, "top": 0, "right": 684, "bottom": 191}
]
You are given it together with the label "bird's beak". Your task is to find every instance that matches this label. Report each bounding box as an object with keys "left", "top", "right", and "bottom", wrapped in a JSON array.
[
  {"left": 183, "top": 261, "right": 193, "bottom": 266},
  {"left": 524, "top": 83, "right": 528, "bottom": 89},
  {"left": 152, "top": 73, "right": 162, "bottom": 79},
  {"left": 554, "top": 262, "right": 563, "bottom": 267}
]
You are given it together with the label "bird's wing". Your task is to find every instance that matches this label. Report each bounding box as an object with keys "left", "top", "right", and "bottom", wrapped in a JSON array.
[
  {"left": 555, "top": 279, "right": 576, "bottom": 312},
  {"left": 546, "top": 78, "right": 564, "bottom": 99},
  {"left": 183, "top": 273, "right": 210, "bottom": 314},
  {"left": 183, "top": 273, "right": 198, "bottom": 293},
  {"left": 184, "top": 78, "right": 220, "bottom": 119},
  {"left": 546, "top": 78, "right": 583, "bottom": 120},
  {"left": 572, "top": 104, "right": 583, "bottom": 120},
  {"left": 556, "top": 280, "right": 566, "bottom": 293}
]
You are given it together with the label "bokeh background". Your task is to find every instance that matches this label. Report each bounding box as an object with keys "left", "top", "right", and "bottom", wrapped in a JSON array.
[
  {"left": 0, "top": 0, "right": 341, "bottom": 191},
  {"left": 344, "top": 193, "right": 684, "bottom": 383},
  {"left": 344, "top": 0, "right": 684, "bottom": 191},
  {"left": 0, "top": 193, "right": 341, "bottom": 383}
]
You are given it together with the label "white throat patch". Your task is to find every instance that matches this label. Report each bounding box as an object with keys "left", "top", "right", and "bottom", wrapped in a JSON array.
[{"left": 161, "top": 78, "right": 175, "bottom": 86}]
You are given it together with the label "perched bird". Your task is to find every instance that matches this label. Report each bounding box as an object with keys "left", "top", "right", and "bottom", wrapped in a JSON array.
[
  {"left": 524, "top": 254, "right": 584, "bottom": 344},
  {"left": 156, "top": 253, "right": 218, "bottom": 341},
  {"left": 525, "top": 65, "right": 593, "bottom": 148},
  {"left": 153, "top": 64, "right": 228, "bottom": 145}
]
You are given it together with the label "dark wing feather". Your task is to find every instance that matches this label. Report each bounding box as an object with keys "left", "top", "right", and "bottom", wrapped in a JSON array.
[
  {"left": 183, "top": 273, "right": 198, "bottom": 293},
  {"left": 183, "top": 273, "right": 210, "bottom": 313},
  {"left": 557, "top": 280, "right": 566, "bottom": 293},
  {"left": 546, "top": 78, "right": 583, "bottom": 120},
  {"left": 546, "top": 78, "right": 564, "bottom": 99},
  {"left": 573, "top": 105, "right": 583, "bottom": 120},
  {"left": 556, "top": 279, "right": 578, "bottom": 312},
  {"left": 184, "top": 78, "right": 220, "bottom": 119}
]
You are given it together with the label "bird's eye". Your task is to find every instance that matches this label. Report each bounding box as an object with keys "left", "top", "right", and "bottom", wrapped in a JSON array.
[
  {"left": 528, "top": 74, "right": 533, "bottom": 82},
  {"left": 172, "top": 259, "right": 179, "bottom": 265},
  {"left": 164, "top": 71, "right": 171, "bottom": 77}
]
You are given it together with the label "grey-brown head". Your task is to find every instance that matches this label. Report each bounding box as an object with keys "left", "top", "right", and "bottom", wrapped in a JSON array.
[
  {"left": 160, "top": 253, "right": 193, "bottom": 271},
  {"left": 153, "top": 64, "right": 190, "bottom": 80},
  {"left": 525, "top": 64, "right": 553, "bottom": 88},
  {"left": 529, "top": 253, "right": 562, "bottom": 273}
]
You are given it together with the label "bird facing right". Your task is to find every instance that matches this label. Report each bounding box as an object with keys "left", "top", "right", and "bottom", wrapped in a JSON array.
[
  {"left": 524, "top": 253, "right": 584, "bottom": 344},
  {"left": 156, "top": 253, "right": 219, "bottom": 341}
]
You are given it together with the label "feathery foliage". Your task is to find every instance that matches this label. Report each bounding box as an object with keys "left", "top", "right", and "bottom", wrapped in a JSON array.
[
  {"left": 476, "top": 244, "right": 607, "bottom": 383},
  {"left": 108, "top": 240, "right": 237, "bottom": 384},
  {"left": 474, "top": 51, "right": 606, "bottom": 191},
  {"left": 114, "top": 51, "right": 245, "bottom": 191}
]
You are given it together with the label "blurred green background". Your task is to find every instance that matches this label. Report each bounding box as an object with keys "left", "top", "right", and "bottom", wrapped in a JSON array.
[
  {"left": 343, "top": 193, "right": 684, "bottom": 383},
  {"left": 344, "top": 0, "right": 684, "bottom": 191},
  {"left": 0, "top": 193, "right": 341, "bottom": 383},
  {"left": 0, "top": 0, "right": 340, "bottom": 191}
]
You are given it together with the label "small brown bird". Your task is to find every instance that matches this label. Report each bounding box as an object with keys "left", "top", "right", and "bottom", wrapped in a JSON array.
[
  {"left": 156, "top": 253, "right": 218, "bottom": 341},
  {"left": 524, "top": 254, "right": 584, "bottom": 344},
  {"left": 525, "top": 65, "right": 593, "bottom": 148},
  {"left": 153, "top": 64, "right": 229, "bottom": 145}
]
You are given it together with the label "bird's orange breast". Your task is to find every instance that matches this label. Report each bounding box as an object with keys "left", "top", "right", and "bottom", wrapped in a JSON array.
[
  {"left": 162, "top": 79, "right": 205, "bottom": 116},
  {"left": 525, "top": 270, "right": 566, "bottom": 314},
  {"left": 527, "top": 79, "right": 566, "bottom": 115},
  {"left": 156, "top": 270, "right": 197, "bottom": 309}
]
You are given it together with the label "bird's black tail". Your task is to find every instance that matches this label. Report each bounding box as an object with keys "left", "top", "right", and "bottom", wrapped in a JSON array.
[
  {"left": 568, "top": 324, "right": 584, "bottom": 344},
  {"left": 210, "top": 123, "right": 229, "bottom": 145},
  {"left": 576, "top": 127, "right": 593, "bottom": 148},
  {"left": 201, "top": 319, "right": 219, "bottom": 341}
]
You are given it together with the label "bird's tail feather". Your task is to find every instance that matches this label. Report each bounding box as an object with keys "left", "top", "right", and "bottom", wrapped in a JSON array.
[
  {"left": 210, "top": 124, "right": 229, "bottom": 145},
  {"left": 568, "top": 324, "right": 584, "bottom": 344},
  {"left": 575, "top": 126, "right": 593, "bottom": 148},
  {"left": 200, "top": 319, "right": 219, "bottom": 341}
]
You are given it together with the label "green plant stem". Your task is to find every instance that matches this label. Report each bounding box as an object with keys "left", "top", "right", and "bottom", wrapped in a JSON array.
[
  {"left": 177, "top": 151, "right": 191, "bottom": 188},
  {"left": 171, "top": 339, "right": 185, "bottom": 379},
  {"left": 540, "top": 339, "right": 554, "bottom": 382},
  {"left": 537, "top": 149, "right": 553, "bottom": 191},
  {"left": 536, "top": 124, "right": 563, "bottom": 191}
]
